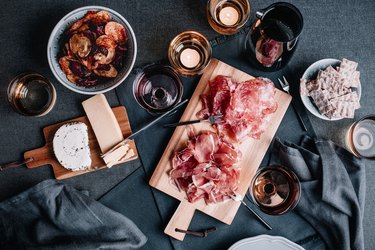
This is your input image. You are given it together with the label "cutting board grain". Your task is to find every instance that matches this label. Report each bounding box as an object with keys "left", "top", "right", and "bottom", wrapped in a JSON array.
[
  {"left": 24, "top": 106, "right": 138, "bottom": 180},
  {"left": 149, "top": 58, "right": 291, "bottom": 240}
]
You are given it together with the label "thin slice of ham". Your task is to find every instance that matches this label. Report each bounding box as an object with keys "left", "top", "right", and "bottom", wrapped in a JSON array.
[
  {"left": 170, "top": 128, "right": 241, "bottom": 204},
  {"left": 194, "top": 132, "right": 219, "bottom": 163},
  {"left": 197, "top": 75, "right": 278, "bottom": 142}
]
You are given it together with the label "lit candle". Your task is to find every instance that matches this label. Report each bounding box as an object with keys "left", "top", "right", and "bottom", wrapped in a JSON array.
[
  {"left": 179, "top": 48, "right": 201, "bottom": 69},
  {"left": 219, "top": 6, "right": 239, "bottom": 26}
]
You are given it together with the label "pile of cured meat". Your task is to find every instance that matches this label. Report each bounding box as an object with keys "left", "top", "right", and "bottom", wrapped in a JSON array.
[
  {"left": 170, "top": 76, "right": 278, "bottom": 204},
  {"left": 197, "top": 75, "right": 278, "bottom": 142},
  {"left": 170, "top": 128, "right": 242, "bottom": 203}
]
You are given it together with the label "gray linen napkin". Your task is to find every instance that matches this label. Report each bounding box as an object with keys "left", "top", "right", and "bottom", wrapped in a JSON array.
[
  {"left": 270, "top": 137, "right": 365, "bottom": 250},
  {"left": 0, "top": 179, "right": 147, "bottom": 250}
]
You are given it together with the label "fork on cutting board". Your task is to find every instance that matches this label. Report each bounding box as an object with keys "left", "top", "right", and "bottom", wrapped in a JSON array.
[
  {"left": 163, "top": 114, "right": 224, "bottom": 128},
  {"left": 278, "top": 76, "right": 308, "bottom": 131}
]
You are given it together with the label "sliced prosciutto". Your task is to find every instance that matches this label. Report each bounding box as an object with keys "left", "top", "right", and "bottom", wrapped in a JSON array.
[
  {"left": 197, "top": 76, "right": 278, "bottom": 142},
  {"left": 170, "top": 128, "right": 241, "bottom": 204}
]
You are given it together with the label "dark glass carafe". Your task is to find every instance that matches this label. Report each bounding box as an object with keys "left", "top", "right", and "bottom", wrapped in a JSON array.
[{"left": 245, "top": 2, "right": 303, "bottom": 71}]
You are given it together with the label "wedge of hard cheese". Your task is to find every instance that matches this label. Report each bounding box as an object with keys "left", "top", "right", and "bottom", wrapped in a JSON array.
[
  {"left": 102, "top": 141, "right": 135, "bottom": 168},
  {"left": 82, "top": 94, "right": 124, "bottom": 153},
  {"left": 82, "top": 94, "right": 135, "bottom": 168}
]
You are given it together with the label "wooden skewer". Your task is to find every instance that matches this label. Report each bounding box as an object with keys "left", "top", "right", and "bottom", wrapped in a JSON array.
[{"left": 175, "top": 227, "right": 216, "bottom": 237}]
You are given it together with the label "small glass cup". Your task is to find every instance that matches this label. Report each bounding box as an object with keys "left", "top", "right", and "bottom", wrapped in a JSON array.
[
  {"left": 7, "top": 72, "right": 57, "bottom": 117},
  {"left": 207, "top": 0, "right": 250, "bottom": 35},
  {"left": 133, "top": 64, "right": 183, "bottom": 114},
  {"left": 345, "top": 115, "right": 375, "bottom": 160},
  {"left": 249, "top": 165, "right": 301, "bottom": 215},
  {"left": 168, "top": 31, "right": 212, "bottom": 77}
]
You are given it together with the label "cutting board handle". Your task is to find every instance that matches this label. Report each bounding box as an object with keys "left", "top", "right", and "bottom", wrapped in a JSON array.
[
  {"left": 24, "top": 145, "right": 54, "bottom": 169},
  {"left": 164, "top": 201, "right": 196, "bottom": 241}
]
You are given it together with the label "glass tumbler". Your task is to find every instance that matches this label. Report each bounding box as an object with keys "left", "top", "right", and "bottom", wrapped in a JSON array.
[
  {"left": 346, "top": 115, "right": 375, "bottom": 160},
  {"left": 7, "top": 72, "right": 56, "bottom": 117},
  {"left": 250, "top": 165, "right": 301, "bottom": 215}
]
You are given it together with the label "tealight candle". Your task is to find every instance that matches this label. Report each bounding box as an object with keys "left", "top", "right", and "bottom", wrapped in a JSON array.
[
  {"left": 207, "top": 0, "right": 250, "bottom": 35},
  {"left": 179, "top": 48, "right": 201, "bottom": 69},
  {"left": 219, "top": 6, "right": 239, "bottom": 26},
  {"left": 168, "top": 31, "right": 212, "bottom": 76}
]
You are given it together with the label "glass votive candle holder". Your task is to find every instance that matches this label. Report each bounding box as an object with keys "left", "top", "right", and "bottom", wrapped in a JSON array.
[
  {"left": 7, "top": 72, "right": 57, "bottom": 117},
  {"left": 345, "top": 115, "right": 375, "bottom": 160},
  {"left": 249, "top": 165, "right": 301, "bottom": 215},
  {"left": 207, "top": 0, "right": 250, "bottom": 35},
  {"left": 168, "top": 31, "right": 212, "bottom": 77}
]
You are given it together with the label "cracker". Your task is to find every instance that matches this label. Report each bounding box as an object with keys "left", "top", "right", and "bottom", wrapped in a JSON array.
[
  {"left": 330, "top": 91, "right": 360, "bottom": 109},
  {"left": 304, "top": 58, "right": 361, "bottom": 119},
  {"left": 349, "top": 70, "right": 360, "bottom": 88},
  {"left": 325, "top": 65, "right": 339, "bottom": 75},
  {"left": 337, "top": 58, "right": 358, "bottom": 85},
  {"left": 331, "top": 100, "right": 356, "bottom": 119},
  {"left": 310, "top": 90, "right": 336, "bottom": 118},
  {"left": 300, "top": 79, "right": 310, "bottom": 96},
  {"left": 339, "top": 58, "right": 358, "bottom": 72},
  {"left": 317, "top": 69, "right": 332, "bottom": 90},
  {"left": 306, "top": 79, "right": 320, "bottom": 92}
]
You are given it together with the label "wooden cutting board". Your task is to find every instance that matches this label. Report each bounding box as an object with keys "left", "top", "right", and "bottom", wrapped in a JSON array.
[
  {"left": 149, "top": 58, "right": 291, "bottom": 240},
  {"left": 24, "top": 106, "right": 138, "bottom": 180}
]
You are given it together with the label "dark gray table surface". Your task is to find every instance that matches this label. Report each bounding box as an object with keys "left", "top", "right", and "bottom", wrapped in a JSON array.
[{"left": 0, "top": 0, "right": 374, "bottom": 249}]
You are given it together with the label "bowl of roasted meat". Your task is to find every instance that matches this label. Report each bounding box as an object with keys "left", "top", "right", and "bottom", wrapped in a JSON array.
[{"left": 47, "top": 6, "right": 137, "bottom": 94}]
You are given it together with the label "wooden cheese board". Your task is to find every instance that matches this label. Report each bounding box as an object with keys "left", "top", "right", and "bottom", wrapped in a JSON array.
[
  {"left": 24, "top": 106, "right": 138, "bottom": 180},
  {"left": 149, "top": 58, "right": 291, "bottom": 240}
]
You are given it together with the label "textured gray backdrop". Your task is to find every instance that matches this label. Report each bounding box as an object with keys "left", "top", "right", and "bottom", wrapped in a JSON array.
[{"left": 0, "top": 0, "right": 374, "bottom": 249}]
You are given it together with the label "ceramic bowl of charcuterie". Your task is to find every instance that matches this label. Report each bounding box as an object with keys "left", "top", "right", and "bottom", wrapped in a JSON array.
[
  {"left": 300, "top": 58, "right": 361, "bottom": 121},
  {"left": 47, "top": 6, "right": 137, "bottom": 95}
]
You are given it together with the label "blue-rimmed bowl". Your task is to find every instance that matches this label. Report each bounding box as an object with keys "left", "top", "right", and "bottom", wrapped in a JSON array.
[{"left": 47, "top": 6, "right": 137, "bottom": 95}]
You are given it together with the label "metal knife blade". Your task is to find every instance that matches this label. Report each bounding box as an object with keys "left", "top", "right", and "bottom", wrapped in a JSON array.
[{"left": 102, "top": 99, "right": 188, "bottom": 157}]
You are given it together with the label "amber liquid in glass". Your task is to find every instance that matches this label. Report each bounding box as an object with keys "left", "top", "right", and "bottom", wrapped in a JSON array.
[
  {"left": 8, "top": 73, "right": 56, "bottom": 116},
  {"left": 251, "top": 166, "right": 300, "bottom": 215}
]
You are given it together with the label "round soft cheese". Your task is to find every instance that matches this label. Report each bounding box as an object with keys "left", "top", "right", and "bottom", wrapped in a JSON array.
[{"left": 53, "top": 122, "right": 91, "bottom": 171}]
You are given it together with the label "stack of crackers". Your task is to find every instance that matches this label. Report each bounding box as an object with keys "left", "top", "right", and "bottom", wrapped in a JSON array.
[{"left": 300, "top": 58, "right": 361, "bottom": 119}]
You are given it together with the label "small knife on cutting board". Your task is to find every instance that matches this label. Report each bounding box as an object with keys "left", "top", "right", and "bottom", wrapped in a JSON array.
[{"left": 101, "top": 99, "right": 189, "bottom": 166}]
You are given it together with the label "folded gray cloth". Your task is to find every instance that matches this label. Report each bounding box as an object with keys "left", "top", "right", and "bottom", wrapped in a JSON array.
[
  {"left": 270, "top": 137, "right": 365, "bottom": 250},
  {"left": 0, "top": 179, "right": 147, "bottom": 250}
]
